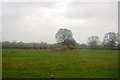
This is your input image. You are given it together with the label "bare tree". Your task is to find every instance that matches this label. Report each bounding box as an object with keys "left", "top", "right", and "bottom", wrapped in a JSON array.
[
  {"left": 55, "top": 28, "right": 75, "bottom": 50},
  {"left": 88, "top": 36, "right": 99, "bottom": 49},
  {"left": 116, "top": 33, "right": 120, "bottom": 44},
  {"left": 116, "top": 33, "right": 120, "bottom": 49},
  {"left": 103, "top": 32, "right": 117, "bottom": 50}
]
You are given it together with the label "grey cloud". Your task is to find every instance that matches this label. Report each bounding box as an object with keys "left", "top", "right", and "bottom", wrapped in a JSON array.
[
  {"left": 2, "top": 2, "right": 57, "bottom": 8},
  {"left": 0, "top": 3, "right": 2, "bottom": 41},
  {"left": 2, "top": 2, "right": 118, "bottom": 43},
  {"left": 65, "top": 2, "right": 117, "bottom": 20}
]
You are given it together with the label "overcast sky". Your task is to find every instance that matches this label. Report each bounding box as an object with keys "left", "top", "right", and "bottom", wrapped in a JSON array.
[{"left": 2, "top": 0, "right": 118, "bottom": 44}]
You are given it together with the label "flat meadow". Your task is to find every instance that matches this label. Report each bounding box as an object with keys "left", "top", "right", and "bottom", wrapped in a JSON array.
[{"left": 2, "top": 49, "right": 118, "bottom": 78}]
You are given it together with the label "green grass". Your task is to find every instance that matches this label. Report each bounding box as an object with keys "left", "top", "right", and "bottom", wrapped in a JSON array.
[
  {"left": 0, "top": 49, "right": 2, "bottom": 78},
  {"left": 2, "top": 49, "right": 118, "bottom": 78}
]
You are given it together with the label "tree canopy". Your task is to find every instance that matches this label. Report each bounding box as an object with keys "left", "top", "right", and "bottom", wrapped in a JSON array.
[
  {"left": 55, "top": 28, "right": 75, "bottom": 46},
  {"left": 103, "top": 32, "right": 117, "bottom": 49},
  {"left": 88, "top": 36, "right": 99, "bottom": 49}
]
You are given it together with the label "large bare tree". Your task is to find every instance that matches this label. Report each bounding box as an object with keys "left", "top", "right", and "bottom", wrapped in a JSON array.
[
  {"left": 88, "top": 36, "right": 99, "bottom": 49},
  {"left": 55, "top": 28, "right": 75, "bottom": 48},
  {"left": 103, "top": 32, "right": 117, "bottom": 50}
]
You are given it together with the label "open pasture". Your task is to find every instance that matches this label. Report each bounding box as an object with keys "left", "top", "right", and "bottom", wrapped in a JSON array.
[{"left": 2, "top": 49, "right": 118, "bottom": 78}]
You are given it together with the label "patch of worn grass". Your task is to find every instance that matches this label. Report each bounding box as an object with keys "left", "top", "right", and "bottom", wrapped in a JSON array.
[{"left": 2, "top": 49, "right": 118, "bottom": 78}]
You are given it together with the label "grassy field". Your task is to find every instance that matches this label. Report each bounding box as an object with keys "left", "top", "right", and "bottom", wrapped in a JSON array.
[{"left": 2, "top": 49, "right": 118, "bottom": 78}]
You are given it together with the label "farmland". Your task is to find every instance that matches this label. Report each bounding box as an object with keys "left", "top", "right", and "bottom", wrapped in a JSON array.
[{"left": 2, "top": 49, "right": 118, "bottom": 78}]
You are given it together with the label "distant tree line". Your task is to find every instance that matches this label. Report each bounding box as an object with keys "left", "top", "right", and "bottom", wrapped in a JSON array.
[
  {"left": 1, "top": 41, "right": 80, "bottom": 49},
  {"left": 55, "top": 28, "right": 120, "bottom": 50},
  {"left": 87, "top": 32, "right": 120, "bottom": 50},
  {"left": 2, "top": 41, "right": 59, "bottom": 49},
  {"left": 1, "top": 28, "right": 120, "bottom": 50}
]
